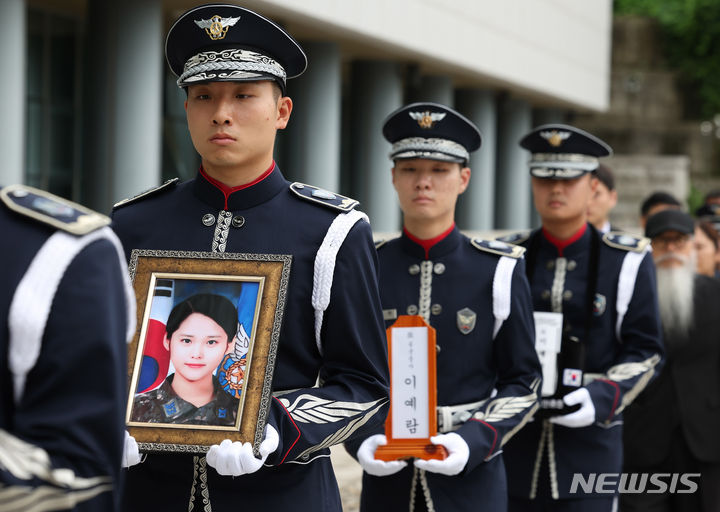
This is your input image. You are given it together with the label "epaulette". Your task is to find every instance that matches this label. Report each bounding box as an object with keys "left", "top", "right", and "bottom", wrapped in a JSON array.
[
  {"left": 471, "top": 238, "right": 526, "bottom": 258},
  {"left": 602, "top": 231, "right": 650, "bottom": 253},
  {"left": 374, "top": 239, "right": 387, "bottom": 250},
  {"left": 495, "top": 231, "right": 531, "bottom": 245},
  {"left": 289, "top": 182, "right": 358, "bottom": 212},
  {"left": 113, "top": 178, "right": 179, "bottom": 210},
  {"left": 1, "top": 184, "right": 109, "bottom": 235}
]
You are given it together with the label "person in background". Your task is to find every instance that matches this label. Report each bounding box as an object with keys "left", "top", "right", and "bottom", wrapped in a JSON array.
[
  {"left": 694, "top": 220, "right": 720, "bottom": 278},
  {"left": 623, "top": 209, "right": 720, "bottom": 512},
  {"left": 587, "top": 163, "right": 618, "bottom": 233},
  {"left": 346, "top": 102, "right": 541, "bottom": 512},
  {"left": 0, "top": 184, "right": 135, "bottom": 511},
  {"left": 499, "top": 124, "right": 664, "bottom": 512},
  {"left": 640, "top": 191, "right": 682, "bottom": 228}
]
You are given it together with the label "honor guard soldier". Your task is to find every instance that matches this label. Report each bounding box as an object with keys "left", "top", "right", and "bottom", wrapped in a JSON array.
[
  {"left": 112, "top": 4, "right": 389, "bottom": 511},
  {"left": 0, "top": 185, "right": 135, "bottom": 511},
  {"left": 344, "top": 103, "right": 542, "bottom": 512},
  {"left": 499, "top": 125, "right": 664, "bottom": 512}
]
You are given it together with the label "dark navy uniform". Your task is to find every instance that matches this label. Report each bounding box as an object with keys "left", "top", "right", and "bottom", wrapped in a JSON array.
[
  {"left": 114, "top": 6, "right": 389, "bottom": 510},
  {"left": 0, "top": 185, "right": 134, "bottom": 511},
  {"left": 345, "top": 103, "right": 541, "bottom": 511},
  {"left": 348, "top": 230, "right": 542, "bottom": 511},
  {"left": 112, "top": 166, "right": 389, "bottom": 511},
  {"left": 501, "top": 125, "right": 664, "bottom": 510}
]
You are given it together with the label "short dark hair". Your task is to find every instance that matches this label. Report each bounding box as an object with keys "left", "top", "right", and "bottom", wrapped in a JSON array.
[
  {"left": 592, "top": 164, "right": 615, "bottom": 191},
  {"left": 640, "top": 191, "right": 682, "bottom": 217},
  {"left": 165, "top": 293, "right": 237, "bottom": 342}
]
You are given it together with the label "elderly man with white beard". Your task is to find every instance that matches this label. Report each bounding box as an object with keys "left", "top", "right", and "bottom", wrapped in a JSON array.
[{"left": 622, "top": 209, "right": 720, "bottom": 512}]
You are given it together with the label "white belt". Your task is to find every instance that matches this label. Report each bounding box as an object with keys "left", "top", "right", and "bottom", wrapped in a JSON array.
[{"left": 437, "top": 399, "right": 487, "bottom": 433}]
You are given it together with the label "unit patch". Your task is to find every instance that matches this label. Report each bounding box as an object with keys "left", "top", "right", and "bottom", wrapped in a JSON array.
[
  {"left": 457, "top": 307, "right": 477, "bottom": 335},
  {"left": 290, "top": 182, "right": 358, "bottom": 212},
  {"left": 593, "top": 293, "right": 607, "bottom": 316},
  {"left": 1, "top": 184, "right": 110, "bottom": 235}
]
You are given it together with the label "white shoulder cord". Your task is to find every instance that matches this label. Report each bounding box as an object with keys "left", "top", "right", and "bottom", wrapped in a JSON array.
[
  {"left": 8, "top": 226, "right": 136, "bottom": 404},
  {"left": 311, "top": 210, "right": 369, "bottom": 356},
  {"left": 492, "top": 256, "right": 518, "bottom": 339},
  {"left": 615, "top": 248, "right": 649, "bottom": 342}
]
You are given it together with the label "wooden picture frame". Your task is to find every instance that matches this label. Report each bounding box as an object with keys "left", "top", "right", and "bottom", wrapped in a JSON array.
[{"left": 125, "top": 249, "right": 291, "bottom": 454}]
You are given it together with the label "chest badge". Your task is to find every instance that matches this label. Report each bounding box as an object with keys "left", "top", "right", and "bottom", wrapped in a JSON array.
[
  {"left": 457, "top": 307, "right": 476, "bottom": 335},
  {"left": 593, "top": 293, "right": 607, "bottom": 316}
]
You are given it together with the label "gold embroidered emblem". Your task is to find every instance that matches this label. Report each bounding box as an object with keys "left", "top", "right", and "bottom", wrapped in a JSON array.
[
  {"left": 540, "top": 130, "right": 571, "bottom": 147},
  {"left": 194, "top": 15, "right": 241, "bottom": 40},
  {"left": 409, "top": 111, "right": 446, "bottom": 129}
]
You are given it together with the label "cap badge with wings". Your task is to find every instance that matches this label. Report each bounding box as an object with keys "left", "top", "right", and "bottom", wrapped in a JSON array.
[
  {"left": 409, "top": 110, "right": 446, "bottom": 129},
  {"left": 194, "top": 15, "right": 241, "bottom": 40}
]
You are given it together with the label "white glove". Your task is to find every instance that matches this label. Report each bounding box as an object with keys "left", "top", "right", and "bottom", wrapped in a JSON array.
[
  {"left": 549, "top": 387, "right": 596, "bottom": 428},
  {"left": 206, "top": 424, "right": 279, "bottom": 476},
  {"left": 413, "top": 432, "right": 469, "bottom": 476},
  {"left": 122, "top": 431, "right": 142, "bottom": 468},
  {"left": 357, "top": 434, "right": 407, "bottom": 477}
]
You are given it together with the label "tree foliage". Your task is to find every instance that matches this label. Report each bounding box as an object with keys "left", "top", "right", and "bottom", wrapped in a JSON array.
[{"left": 615, "top": 0, "right": 720, "bottom": 119}]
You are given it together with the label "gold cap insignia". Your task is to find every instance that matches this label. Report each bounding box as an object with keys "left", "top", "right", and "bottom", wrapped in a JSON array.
[
  {"left": 409, "top": 111, "right": 446, "bottom": 129},
  {"left": 194, "top": 15, "right": 241, "bottom": 41},
  {"left": 540, "top": 130, "right": 571, "bottom": 147}
]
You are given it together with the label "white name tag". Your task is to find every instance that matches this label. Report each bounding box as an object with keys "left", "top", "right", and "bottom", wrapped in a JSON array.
[
  {"left": 533, "top": 312, "right": 563, "bottom": 397},
  {"left": 391, "top": 326, "right": 430, "bottom": 439}
]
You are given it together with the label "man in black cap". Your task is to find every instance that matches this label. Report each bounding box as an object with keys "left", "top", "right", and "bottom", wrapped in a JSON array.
[
  {"left": 113, "top": 4, "right": 389, "bottom": 511},
  {"left": 345, "top": 103, "right": 542, "bottom": 511},
  {"left": 499, "top": 124, "right": 664, "bottom": 511},
  {"left": 0, "top": 185, "right": 135, "bottom": 511},
  {"left": 622, "top": 209, "right": 720, "bottom": 512}
]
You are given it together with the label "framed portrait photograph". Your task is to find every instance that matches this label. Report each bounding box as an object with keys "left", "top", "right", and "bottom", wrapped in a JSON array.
[{"left": 125, "top": 250, "right": 291, "bottom": 454}]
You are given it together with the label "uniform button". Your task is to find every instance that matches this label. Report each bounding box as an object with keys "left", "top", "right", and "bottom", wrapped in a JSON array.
[
  {"left": 407, "top": 305, "right": 418, "bottom": 315},
  {"left": 567, "top": 260, "right": 577, "bottom": 271},
  {"left": 11, "top": 189, "right": 28, "bottom": 198},
  {"left": 232, "top": 216, "right": 245, "bottom": 228},
  {"left": 433, "top": 263, "right": 445, "bottom": 275},
  {"left": 431, "top": 304, "right": 442, "bottom": 315},
  {"left": 409, "top": 264, "right": 420, "bottom": 275},
  {"left": 436, "top": 344, "right": 441, "bottom": 353},
  {"left": 295, "top": 183, "right": 305, "bottom": 189},
  {"left": 541, "top": 290, "right": 551, "bottom": 300},
  {"left": 563, "top": 290, "right": 573, "bottom": 300},
  {"left": 546, "top": 260, "right": 555, "bottom": 270},
  {"left": 202, "top": 214, "right": 216, "bottom": 226}
]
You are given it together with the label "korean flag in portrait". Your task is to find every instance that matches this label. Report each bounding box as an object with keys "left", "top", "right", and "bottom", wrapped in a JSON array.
[{"left": 136, "top": 278, "right": 260, "bottom": 401}]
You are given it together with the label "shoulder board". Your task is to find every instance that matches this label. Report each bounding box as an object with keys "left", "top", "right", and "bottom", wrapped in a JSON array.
[
  {"left": 1, "top": 184, "right": 109, "bottom": 235},
  {"left": 471, "top": 238, "right": 526, "bottom": 258},
  {"left": 113, "top": 178, "right": 179, "bottom": 210},
  {"left": 289, "top": 182, "right": 358, "bottom": 212},
  {"left": 495, "top": 231, "right": 531, "bottom": 245},
  {"left": 602, "top": 231, "right": 650, "bottom": 253},
  {"left": 374, "top": 239, "right": 387, "bottom": 250}
]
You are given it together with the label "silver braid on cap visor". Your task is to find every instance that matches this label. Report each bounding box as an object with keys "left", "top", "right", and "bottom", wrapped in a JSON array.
[
  {"left": 178, "top": 48, "right": 286, "bottom": 87},
  {"left": 390, "top": 137, "right": 469, "bottom": 163}
]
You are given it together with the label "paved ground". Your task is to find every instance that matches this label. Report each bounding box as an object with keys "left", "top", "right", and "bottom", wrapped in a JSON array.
[{"left": 330, "top": 445, "right": 363, "bottom": 512}]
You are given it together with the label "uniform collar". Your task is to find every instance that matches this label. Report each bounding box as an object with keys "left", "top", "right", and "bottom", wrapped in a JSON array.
[
  {"left": 193, "top": 162, "right": 287, "bottom": 211},
  {"left": 540, "top": 222, "right": 589, "bottom": 257},
  {"left": 401, "top": 224, "right": 461, "bottom": 260}
]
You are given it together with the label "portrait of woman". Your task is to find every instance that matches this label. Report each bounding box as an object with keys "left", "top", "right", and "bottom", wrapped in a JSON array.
[{"left": 131, "top": 293, "right": 241, "bottom": 426}]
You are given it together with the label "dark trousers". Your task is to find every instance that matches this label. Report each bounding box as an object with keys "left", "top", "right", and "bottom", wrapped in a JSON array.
[
  {"left": 509, "top": 496, "right": 617, "bottom": 512},
  {"left": 622, "top": 433, "right": 720, "bottom": 512}
]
